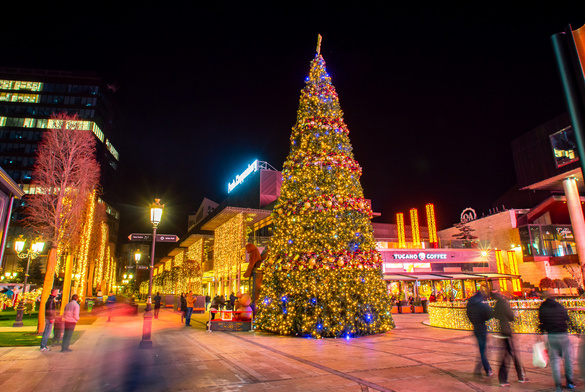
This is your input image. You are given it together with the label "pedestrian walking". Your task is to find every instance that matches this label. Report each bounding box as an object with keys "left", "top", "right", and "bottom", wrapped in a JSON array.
[
  {"left": 61, "top": 294, "right": 80, "bottom": 352},
  {"left": 466, "top": 288, "right": 494, "bottom": 378},
  {"left": 492, "top": 291, "right": 528, "bottom": 386},
  {"left": 154, "top": 292, "right": 162, "bottom": 319},
  {"left": 205, "top": 294, "right": 211, "bottom": 311},
  {"left": 229, "top": 292, "right": 236, "bottom": 309},
  {"left": 180, "top": 293, "right": 187, "bottom": 323},
  {"left": 538, "top": 290, "right": 575, "bottom": 391},
  {"left": 185, "top": 291, "right": 194, "bottom": 326},
  {"left": 209, "top": 294, "right": 225, "bottom": 321},
  {"left": 106, "top": 291, "right": 116, "bottom": 322},
  {"left": 40, "top": 288, "right": 58, "bottom": 352}
]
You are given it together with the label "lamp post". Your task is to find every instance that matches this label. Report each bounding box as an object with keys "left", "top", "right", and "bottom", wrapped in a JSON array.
[
  {"left": 13, "top": 235, "right": 44, "bottom": 327},
  {"left": 139, "top": 198, "right": 163, "bottom": 349},
  {"left": 134, "top": 250, "right": 141, "bottom": 293}
]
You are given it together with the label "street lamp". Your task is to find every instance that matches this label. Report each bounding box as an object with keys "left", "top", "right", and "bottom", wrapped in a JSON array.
[
  {"left": 139, "top": 198, "right": 163, "bottom": 349},
  {"left": 134, "top": 250, "right": 141, "bottom": 293},
  {"left": 13, "top": 235, "right": 44, "bottom": 327}
]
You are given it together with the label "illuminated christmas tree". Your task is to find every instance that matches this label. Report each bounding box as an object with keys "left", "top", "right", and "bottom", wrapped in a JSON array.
[{"left": 256, "top": 39, "right": 394, "bottom": 338}]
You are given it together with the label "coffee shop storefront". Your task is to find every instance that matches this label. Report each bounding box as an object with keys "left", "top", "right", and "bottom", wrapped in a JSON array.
[{"left": 379, "top": 248, "right": 520, "bottom": 301}]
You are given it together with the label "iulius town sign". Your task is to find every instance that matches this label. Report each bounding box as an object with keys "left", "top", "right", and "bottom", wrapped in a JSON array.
[{"left": 128, "top": 233, "right": 179, "bottom": 242}]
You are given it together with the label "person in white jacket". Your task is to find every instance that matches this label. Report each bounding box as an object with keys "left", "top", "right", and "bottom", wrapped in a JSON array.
[{"left": 61, "top": 294, "right": 80, "bottom": 352}]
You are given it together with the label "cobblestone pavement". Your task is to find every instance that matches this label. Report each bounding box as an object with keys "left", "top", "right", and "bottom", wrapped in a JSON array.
[{"left": 0, "top": 306, "right": 582, "bottom": 391}]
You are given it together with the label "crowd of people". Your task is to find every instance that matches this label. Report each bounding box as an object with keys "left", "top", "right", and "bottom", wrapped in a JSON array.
[{"left": 466, "top": 289, "right": 580, "bottom": 391}]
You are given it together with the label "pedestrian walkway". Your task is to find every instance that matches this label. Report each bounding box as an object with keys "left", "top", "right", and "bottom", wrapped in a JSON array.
[{"left": 0, "top": 306, "right": 580, "bottom": 391}]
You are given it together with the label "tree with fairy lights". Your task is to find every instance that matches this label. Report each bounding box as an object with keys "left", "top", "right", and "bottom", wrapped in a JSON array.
[{"left": 256, "top": 37, "right": 394, "bottom": 338}]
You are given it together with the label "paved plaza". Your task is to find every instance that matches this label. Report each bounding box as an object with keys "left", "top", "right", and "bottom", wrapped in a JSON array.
[{"left": 0, "top": 306, "right": 582, "bottom": 391}]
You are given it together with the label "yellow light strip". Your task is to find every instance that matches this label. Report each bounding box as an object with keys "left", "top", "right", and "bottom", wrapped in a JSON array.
[
  {"left": 426, "top": 203, "right": 438, "bottom": 244},
  {"left": 396, "top": 213, "right": 406, "bottom": 249},
  {"left": 410, "top": 208, "right": 420, "bottom": 247}
]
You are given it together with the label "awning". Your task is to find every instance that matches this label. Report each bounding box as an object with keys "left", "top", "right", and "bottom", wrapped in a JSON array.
[{"left": 383, "top": 272, "right": 520, "bottom": 281}]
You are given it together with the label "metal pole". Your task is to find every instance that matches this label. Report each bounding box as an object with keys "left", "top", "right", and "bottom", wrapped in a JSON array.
[
  {"left": 13, "top": 252, "right": 31, "bottom": 327},
  {"left": 139, "top": 225, "right": 157, "bottom": 349}
]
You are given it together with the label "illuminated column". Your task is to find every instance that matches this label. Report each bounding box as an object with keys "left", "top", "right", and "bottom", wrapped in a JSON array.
[
  {"left": 396, "top": 213, "right": 406, "bottom": 248},
  {"left": 507, "top": 250, "right": 522, "bottom": 292},
  {"left": 495, "top": 250, "right": 507, "bottom": 291},
  {"left": 410, "top": 208, "right": 421, "bottom": 248},
  {"left": 425, "top": 203, "right": 438, "bottom": 249},
  {"left": 563, "top": 177, "right": 585, "bottom": 287}
]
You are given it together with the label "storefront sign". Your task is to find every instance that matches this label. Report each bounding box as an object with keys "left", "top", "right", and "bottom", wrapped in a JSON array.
[
  {"left": 557, "top": 227, "right": 573, "bottom": 239},
  {"left": 228, "top": 160, "right": 259, "bottom": 193},
  {"left": 460, "top": 207, "right": 477, "bottom": 223},
  {"left": 393, "top": 252, "right": 447, "bottom": 261}
]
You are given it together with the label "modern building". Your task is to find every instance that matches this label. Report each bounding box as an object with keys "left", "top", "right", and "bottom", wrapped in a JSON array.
[
  {"left": 434, "top": 113, "right": 585, "bottom": 294},
  {"left": 0, "top": 67, "right": 122, "bottom": 248},
  {"left": 0, "top": 166, "right": 25, "bottom": 277}
]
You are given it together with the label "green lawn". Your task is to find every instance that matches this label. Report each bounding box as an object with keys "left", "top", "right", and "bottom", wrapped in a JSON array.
[
  {"left": 0, "top": 308, "right": 98, "bottom": 327},
  {"left": 0, "top": 309, "right": 39, "bottom": 327},
  {"left": 0, "top": 331, "right": 84, "bottom": 347}
]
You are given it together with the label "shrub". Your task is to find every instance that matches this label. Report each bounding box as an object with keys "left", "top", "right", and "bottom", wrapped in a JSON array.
[
  {"left": 539, "top": 277, "right": 554, "bottom": 290},
  {"left": 554, "top": 278, "right": 568, "bottom": 289}
]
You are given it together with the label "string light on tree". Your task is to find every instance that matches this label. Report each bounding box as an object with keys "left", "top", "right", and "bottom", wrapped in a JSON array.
[{"left": 256, "top": 36, "right": 394, "bottom": 338}]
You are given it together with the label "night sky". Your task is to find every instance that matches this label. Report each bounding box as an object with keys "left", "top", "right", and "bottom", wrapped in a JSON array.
[{"left": 3, "top": 4, "right": 585, "bottom": 241}]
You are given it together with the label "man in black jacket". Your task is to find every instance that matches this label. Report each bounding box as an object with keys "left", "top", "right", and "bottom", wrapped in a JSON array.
[
  {"left": 40, "top": 289, "right": 58, "bottom": 352},
  {"left": 466, "top": 289, "right": 494, "bottom": 378},
  {"left": 493, "top": 291, "right": 527, "bottom": 386},
  {"left": 538, "top": 291, "right": 575, "bottom": 391}
]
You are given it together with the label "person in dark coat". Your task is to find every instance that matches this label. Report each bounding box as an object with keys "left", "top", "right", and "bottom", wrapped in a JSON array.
[
  {"left": 209, "top": 295, "right": 225, "bottom": 320},
  {"left": 153, "top": 292, "right": 162, "bottom": 319},
  {"left": 40, "top": 288, "right": 58, "bottom": 351},
  {"left": 180, "top": 293, "right": 187, "bottom": 324},
  {"left": 466, "top": 289, "right": 494, "bottom": 378},
  {"left": 229, "top": 292, "right": 236, "bottom": 309},
  {"left": 493, "top": 292, "right": 527, "bottom": 386},
  {"left": 538, "top": 291, "right": 575, "bottom": 391}
]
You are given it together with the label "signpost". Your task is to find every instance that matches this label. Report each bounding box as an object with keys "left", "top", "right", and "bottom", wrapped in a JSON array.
[{"left": 128, "top": 233, "right": 179, "bottom": 242}]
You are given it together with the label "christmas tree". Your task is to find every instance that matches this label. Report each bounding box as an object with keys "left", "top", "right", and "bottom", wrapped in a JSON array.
[{"left": 256, "top": 39, "right": 394, "bottom": 338}]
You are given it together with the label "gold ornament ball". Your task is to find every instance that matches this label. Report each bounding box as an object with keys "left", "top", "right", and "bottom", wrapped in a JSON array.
[
  {"left": 304, "top": 202, "right": 311, "bottom": 209},
  {"left": 337, "top": 259, "right": 345, "bottom": 267}
]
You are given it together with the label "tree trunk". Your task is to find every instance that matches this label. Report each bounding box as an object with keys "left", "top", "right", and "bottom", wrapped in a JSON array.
[
  {"left": 86, "top": 261, "right": 95, "bottom": 299},
  {"left": 61, "top": 254, "right": 73, "bottom": 314},
  {"left": 37, "top": 247, "right": 58, "bottom": 334}
]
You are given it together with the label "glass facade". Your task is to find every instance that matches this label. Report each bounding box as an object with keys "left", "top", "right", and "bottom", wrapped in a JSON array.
[{"left": 520, "top": 224, "right": 576, "bottom": 257}]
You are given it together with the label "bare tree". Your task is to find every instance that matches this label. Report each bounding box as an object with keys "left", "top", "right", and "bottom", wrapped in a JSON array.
[{"left": 25, "top": 113, "right": 100, "bottom": 332}]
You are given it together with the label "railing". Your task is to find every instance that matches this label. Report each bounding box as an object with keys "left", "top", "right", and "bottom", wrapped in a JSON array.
[{"left": 428, "top": 299, "right": 585, "bottom": 333}]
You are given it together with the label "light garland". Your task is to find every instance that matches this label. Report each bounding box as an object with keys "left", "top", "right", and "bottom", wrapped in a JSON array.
[
  {"left": 214, "top": 214, "right": 245, "bottom": 290},
  {"left": 410, "top": 208, "right": 420, "bottom": 248},
  {"left": 508, "top": 250, "right": 522, "bottom": 292},
  {"left": 94, "top": 222, "right": 108, "bottom": 288},
  {"left": 396, "top": 213, "right": 406, "bottom": 249},
  {"left": 428, "top": 299, "right": 585, "bottom": 333},
  {"left": 495, "top": 250, "right": 506, "bottom": 290},
  {"left": 426, "top": 204, "right": 438, "bottom": 246},
  {"left": 73, "top": 190, "right": 96, "bottom": 302}
]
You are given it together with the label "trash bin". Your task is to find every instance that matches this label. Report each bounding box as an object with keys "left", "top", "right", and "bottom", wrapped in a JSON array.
[{"left": 87, "top": 299, "right": 95, "bottom": 312}]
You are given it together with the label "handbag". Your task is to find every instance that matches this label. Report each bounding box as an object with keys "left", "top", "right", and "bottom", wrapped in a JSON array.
[{"left": 532, "top": 341, "right": 548, "bottom": 368}]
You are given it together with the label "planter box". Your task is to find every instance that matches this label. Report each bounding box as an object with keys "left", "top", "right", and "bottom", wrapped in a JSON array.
[
  {"left": 399, "top": 306, "right": 411, "bottom": 314},
  {"left": 391, "top": 306, "right": 398, "bottom": 314},
  {"left": 413, "top": 305, "right": 424, "bottom": 313}
]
